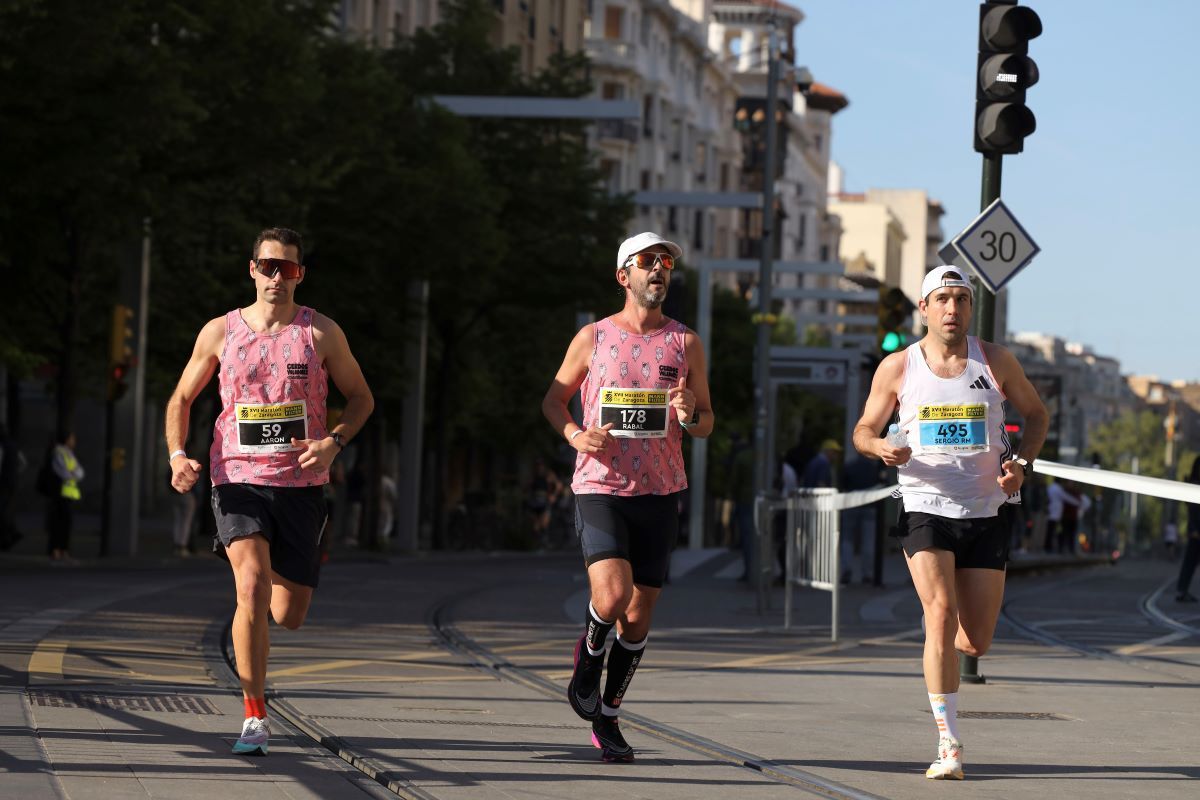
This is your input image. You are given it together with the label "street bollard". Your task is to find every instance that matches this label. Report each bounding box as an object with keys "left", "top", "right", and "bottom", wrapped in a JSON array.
[{"left": 959, "top": 652, "right": 986, "bottom": 684}]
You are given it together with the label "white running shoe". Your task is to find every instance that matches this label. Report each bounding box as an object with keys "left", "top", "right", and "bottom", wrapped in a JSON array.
[
  {"left": 926, "top": 737, "right": 963, "bottom": 780},
  {"left": 232, "top": 716, "right": 270, "bottom": 756}
]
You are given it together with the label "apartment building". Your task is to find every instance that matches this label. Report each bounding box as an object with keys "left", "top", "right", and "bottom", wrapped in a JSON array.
[
  {"left": 340, "top": 0, "right": 585, "bottom": 74},
  {"left": 586, "top": 0, "right": 743, "bottom": 261}
]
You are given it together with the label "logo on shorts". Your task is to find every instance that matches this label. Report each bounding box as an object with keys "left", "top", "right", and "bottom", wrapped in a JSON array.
[
  {"left": 658, "top": 365, "right": 679, "bottom": 382},
  {"left": 287, "top": 363, "right": 308, "bottom": 379}
]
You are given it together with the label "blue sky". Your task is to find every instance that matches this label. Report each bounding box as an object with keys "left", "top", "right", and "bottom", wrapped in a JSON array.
[{"left": 793, "top": 0, "right": 1199, "bottom": 382}]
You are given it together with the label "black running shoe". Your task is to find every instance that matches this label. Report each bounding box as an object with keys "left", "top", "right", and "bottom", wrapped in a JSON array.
[
  {"left": 591, "top": 714, "right": 634, "bottom": 762},
  {"left": 567, "top": 634, "right": 603, "bottom": 721}
]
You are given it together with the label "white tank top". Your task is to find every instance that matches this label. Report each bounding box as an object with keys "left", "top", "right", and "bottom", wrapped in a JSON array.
[{"left": 895, "top": 336, "right": 1013, "bottom": 519}]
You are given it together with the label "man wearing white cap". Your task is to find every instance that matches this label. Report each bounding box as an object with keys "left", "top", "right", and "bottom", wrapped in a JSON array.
[
  {"left": 852, "top": 266, "right": 1047, "bottom": 780},
  {"left": 542, "top": 232, "right": 713, "bottom": 762}
]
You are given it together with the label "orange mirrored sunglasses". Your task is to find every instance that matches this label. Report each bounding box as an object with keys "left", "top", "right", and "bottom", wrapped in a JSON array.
[
  {"left": 254, "top": 258, "right": 303, "bottom": 279},
  {"left": 625, "top": 252, "right": 675, "bottom": 270}
]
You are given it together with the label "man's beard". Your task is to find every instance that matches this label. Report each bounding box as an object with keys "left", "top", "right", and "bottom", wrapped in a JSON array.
[{"left": 635, "top": 280, "right": 667, "bottom": 309}]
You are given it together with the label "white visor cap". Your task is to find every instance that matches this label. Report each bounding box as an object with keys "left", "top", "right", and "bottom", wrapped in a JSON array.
[
  {"left": 921, "top": 265, "right": 975, "bottom": 301},
  {"left": 617, "top": 231, "right": 683, "bottom": 268}
]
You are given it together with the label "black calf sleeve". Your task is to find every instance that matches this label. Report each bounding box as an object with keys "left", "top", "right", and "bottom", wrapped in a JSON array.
[{"left": 602, "top": 635, "right": 646, "bottom": 710}]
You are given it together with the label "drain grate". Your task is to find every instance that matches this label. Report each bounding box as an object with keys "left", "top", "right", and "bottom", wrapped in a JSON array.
[
  {"left": 927, "top": 710, "right": 1071, "bottom": 721},
  {"left": 28, "top": 690, "right": 223, "bottom": 715},
  {"left": 311, "top": 714, "right": 578, "bottom": 729}
]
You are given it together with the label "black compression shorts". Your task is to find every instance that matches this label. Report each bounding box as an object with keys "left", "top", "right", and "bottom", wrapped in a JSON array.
[
  {"left": 894, "top": 508, "right": 1010, "bottom": 570},
  {"left": 574, "top": 493, "right": 679, "bottom": 588},
  {"left": 211, "top": 483, "right": 328, "bottom": 587}
]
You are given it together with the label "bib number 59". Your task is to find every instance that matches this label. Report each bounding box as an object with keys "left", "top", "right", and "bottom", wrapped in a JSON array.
[{"left": 261, "top": 423, "right": 282, "bottom": 438}]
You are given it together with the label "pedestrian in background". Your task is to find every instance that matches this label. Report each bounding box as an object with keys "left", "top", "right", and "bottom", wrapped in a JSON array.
[
  {"left": 1175, "top": 456, "right": 1200, "bottom": 603},
  {"left": 0, "top": 421, "right": 25, "bottom": 551},
  {"left": 45, "top": 431, "right": 84, "bottom": 561},
  {"left": 840, "top": 454, "right": 883, "bottom": 585}
]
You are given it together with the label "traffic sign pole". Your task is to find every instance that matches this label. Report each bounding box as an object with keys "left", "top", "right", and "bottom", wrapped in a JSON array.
[{"left": 972, "top": 154, "right": 1002, "bottom": 341}]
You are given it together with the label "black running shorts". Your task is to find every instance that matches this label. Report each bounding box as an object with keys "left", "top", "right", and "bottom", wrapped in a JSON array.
[
  {"left": 895, "top": 509, "right": 1010, "bottom": 570},
  {"left": 211, "top": 483, "right": 328, "bottom": 588},
  {"left": 575, "top": 493, "right": 680, "bottom": 588}
]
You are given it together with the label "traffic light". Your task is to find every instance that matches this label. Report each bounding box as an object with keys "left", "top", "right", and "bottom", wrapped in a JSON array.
[
  {"left": 877, "top": 286, "right": 914, "bottom": 354},
  {"left": 108, "top": 304, "right": 134, "bottom": 402},
  {"left": 974, "top": 1, "right": 1042, "bottom": 155}
]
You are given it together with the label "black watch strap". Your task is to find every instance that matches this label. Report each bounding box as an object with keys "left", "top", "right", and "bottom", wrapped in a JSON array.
[{"left": 330, "top": 432, "right": 346, "bottom": 449}]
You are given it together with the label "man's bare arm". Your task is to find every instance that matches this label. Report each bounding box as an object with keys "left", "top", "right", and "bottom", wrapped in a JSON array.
[
  {"left": 986, "top": 343, "right": 1049, "bottom": 463},
  {"left": 851, "top": 352, "right": 910, "bottom": 466},
  {"left": 315, "top": 314, "right": 375, "bottom": 444},
  {"left": 165, "top": 317, "right": 224, "bottom": 491},
  {"left": 543, "top": 325, "right": 614, "bottom": 455}
]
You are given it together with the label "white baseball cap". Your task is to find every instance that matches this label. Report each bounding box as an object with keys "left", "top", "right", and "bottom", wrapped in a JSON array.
[
  {"left": 921, "top": 265, "right": 975, "bottom": 301},
  {"left": 617, "top": 232, "right": 683, "bottom": 268}
]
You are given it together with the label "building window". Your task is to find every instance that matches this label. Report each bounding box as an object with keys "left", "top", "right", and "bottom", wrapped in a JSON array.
[
  {"left": 640, "top": 170, "right": 651, "bottom": 190},
  {"left": 602, "top": 82, "right": 624, "bottom": 100},
  {"left": 642, "top": 94, "right": 654, "bottom": 137},
  {"left": 693, "top": 210, "right": 704, "bottom": 249},
  {"left": 820, "top": 245, "right": 829, "bottom": 262},
  {"left": 798, "top": 213, "right": 807, "bottom": 250},
  {"left": 605, "top": 6, "right": 623, "bottom": 40},
  {"left": 668, "top": 206, "right": 678, "bottom": 233}
]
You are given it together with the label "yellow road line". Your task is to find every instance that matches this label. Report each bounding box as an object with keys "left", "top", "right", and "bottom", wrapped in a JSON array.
[
  {"left": 28, "top": 640, "right": 68, "bottom": 679},
  {"left": 273, "top": 674, "right": 494, "bottom": 687}
]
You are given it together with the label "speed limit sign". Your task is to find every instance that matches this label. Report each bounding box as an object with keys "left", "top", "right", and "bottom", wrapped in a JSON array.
[{"left": 944, "top": 198, "right": 1039, "bottom": 293}]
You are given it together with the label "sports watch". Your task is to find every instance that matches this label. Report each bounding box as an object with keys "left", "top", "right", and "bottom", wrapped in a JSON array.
[
  {"left": 1014, "top": 457, "right": 1031, "bottom": 476},
  {"left": 680, "top": 409, "right": 700, "bottom": 429},
  {"left": 330, "top": 431, "right": 346, "bottom": 450}
]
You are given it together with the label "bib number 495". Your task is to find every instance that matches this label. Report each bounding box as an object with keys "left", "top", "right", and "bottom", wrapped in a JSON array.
[{"left": 937, "top": 423, "right": 968, "bottom": 438}]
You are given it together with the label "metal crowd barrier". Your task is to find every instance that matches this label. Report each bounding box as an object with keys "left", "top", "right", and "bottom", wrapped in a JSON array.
[{"left": 755, "top": 485, "right": 897, "bottom": 642}]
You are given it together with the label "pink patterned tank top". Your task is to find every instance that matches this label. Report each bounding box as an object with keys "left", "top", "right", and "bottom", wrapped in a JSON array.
[
  {"left": 210, "top": 306, "right": 329, "bottom": 487},
  {"left": 572, "top": 316, "right": 689, "bottom": 497}
]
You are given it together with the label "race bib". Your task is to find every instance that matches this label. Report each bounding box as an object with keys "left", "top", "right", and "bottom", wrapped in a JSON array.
[
  {"left": 917, "top": 402, "right": 989, "bottom": 452},
  {"left": 598, "top": 388, "right": 669, "bottom": 438},
  {"left": 235, "top": 400, "right": 308, "bottom": 453}
]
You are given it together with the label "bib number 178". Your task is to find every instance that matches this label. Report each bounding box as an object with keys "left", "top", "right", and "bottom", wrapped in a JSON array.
[{"left": 621, "top": 409, "right": 646, "bottom": 424}]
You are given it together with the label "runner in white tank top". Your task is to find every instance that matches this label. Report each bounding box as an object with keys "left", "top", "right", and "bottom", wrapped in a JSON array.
[{"left": 852, "top": 267, "right": 1048, "bottom": 780}]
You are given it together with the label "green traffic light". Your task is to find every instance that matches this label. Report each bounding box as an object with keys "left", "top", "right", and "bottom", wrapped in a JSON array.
[{"left": 881, "top": 331, "right": 904, "bottom": 353}]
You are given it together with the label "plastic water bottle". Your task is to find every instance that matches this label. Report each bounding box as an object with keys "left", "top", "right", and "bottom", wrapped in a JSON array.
[{"left": 886, "top": 423, "right": 909, "bottom": 468}]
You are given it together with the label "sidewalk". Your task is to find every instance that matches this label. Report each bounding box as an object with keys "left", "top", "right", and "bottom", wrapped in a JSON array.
[{"left": 2, "top": 540, "right": 1192, "bottom": 799}]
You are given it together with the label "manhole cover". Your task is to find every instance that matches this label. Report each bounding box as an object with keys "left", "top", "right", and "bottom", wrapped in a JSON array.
[
  {"left": 928, "top": 710, "right": 1070, "bottom": 721},
  {"left": 312, "top": 714, "right": 578, "bottom": 729},
  {"left": 28, "top": 690, "right": 223, "bottom": 715}
]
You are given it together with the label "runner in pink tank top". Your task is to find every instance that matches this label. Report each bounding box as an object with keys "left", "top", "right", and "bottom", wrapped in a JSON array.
[
  {"left": 543, "top": 231, "right": 714, "bottom": 762},
  {"left": 164, "top": 227, "right": 374, "bottom": 756}
]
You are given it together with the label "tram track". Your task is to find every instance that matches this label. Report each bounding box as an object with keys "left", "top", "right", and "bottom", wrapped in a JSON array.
[
  {"left": 219, "top": 584, "right": 888, "bottom": 800},
  {"left": 999, "top": 568, "right": 1200, "bottom": 680}
]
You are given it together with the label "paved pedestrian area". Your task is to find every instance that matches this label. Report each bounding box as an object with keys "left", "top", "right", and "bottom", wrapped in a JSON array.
[{"left": 1, "top": 544, "right": 1197, "bottom": 799}]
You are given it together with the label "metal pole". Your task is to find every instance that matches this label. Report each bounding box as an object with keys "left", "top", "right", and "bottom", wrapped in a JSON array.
[
  {"left": 397, "top": 279, "right": 428, "bottom": 552},
  {"left": 689, "top": 265, "right": 714, "bottom": 549},
  {"left": 962, "top": 152, "right": 1002, "bottom": 684},
  {"left": 128, "top": 218, "right": 151, "bottom": 555},
  {"left": 971, "top": 154, "right": 1002, "bottom": 341},
  {"left": 753, "top": 22, "right": 780, "bottom": 503}
]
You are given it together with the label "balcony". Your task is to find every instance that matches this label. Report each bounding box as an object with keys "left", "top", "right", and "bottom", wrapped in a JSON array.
[
  {"left": 586, "top": 38, "right": 637, "bottom": 71},
  {"left": 595, "top": 119, "right": 639, "bottom": 144}
]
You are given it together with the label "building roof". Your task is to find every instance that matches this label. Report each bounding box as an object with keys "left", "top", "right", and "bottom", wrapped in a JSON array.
[
  {"left": 713, "top": 0, "right": 805, "bottom": 25},
  {"left": 804, "top": 81, "right": 849, "bottom": 113}
]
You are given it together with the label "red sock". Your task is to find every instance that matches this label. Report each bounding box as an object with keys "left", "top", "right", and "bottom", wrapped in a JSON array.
[{"left": 244, "top": 697, "right": 267, "bottom": 719}]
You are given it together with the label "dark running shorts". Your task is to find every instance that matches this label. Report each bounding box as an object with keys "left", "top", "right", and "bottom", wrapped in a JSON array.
[
  {"left": 894, "top": 509, "right": 1010, "bottom": 570},
  {"left": 575, "top": 493, "right": 679, "bottom": 588},
  {"left": 211, "top": 483, "right": 328, "bottom": 588}
]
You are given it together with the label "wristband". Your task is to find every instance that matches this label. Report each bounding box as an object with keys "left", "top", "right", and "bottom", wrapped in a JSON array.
[
  {"left": 569, "top": 429, "right": 585, "bottom": 441},
  {"left": 168, "top": 449, "right": 187, "bottom": 462}
]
